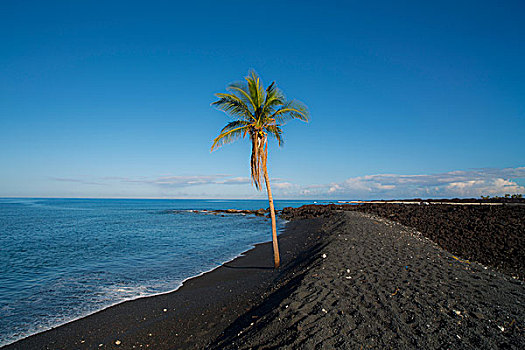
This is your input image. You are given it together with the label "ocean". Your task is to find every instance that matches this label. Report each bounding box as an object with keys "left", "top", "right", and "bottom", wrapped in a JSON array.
[{"left": 0, "top": 198, "right": 322, "bottom": 346}]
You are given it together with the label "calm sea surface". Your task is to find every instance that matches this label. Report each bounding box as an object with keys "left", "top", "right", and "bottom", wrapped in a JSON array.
[{"left": 0, "top": 198, "right": 324, "bottom": 346}]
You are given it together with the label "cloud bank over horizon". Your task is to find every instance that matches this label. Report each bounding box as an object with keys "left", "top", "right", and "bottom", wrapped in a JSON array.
[
  {"left": 43, "top": 167, "right": 525, "bottom": 199},
  {"left": 290, "top": 167, "right": 525, "bottom": 199}
]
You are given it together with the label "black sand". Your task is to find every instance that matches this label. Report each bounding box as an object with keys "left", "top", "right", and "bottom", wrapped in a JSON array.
[
  {"left": 3, "top": 206, "right": 524, "bottom": 349},
  {"left": 212, "top": 211, "right": 524, "bottom": 349}
]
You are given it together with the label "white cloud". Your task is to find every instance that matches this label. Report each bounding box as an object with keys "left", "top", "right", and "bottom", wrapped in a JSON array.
[
  {"left": 53, "top": 175, "right": 241, "bottom": 188},
  {"left": 50, "top": 177, "right": 106, "bottom": 186},
  {"left": 216, "top": 177, "right": 252, "bottom": 185},
  {"left": 272, "top": 182, "right": 294, "bottom": 189},
  {"left": 50, "top": 167, "right": 525, "bottom": 199},
  {"left": 294, "top": 167, "right": 525, "bottom": 199},
  {"left": 444, "top": 178, "right": 523, "bottom": 197}
]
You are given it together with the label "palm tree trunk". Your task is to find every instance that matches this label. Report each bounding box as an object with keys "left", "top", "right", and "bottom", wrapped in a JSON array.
[{"left": 263, "top": 167, "right": 280, "bottom": 269}]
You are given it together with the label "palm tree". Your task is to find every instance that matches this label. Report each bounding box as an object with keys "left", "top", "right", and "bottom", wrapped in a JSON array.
[{"left": 211, "top": 71, "right": 309, "bottom": 269}]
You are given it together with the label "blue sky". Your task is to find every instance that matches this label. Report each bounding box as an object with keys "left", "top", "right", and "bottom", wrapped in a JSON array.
[{"left": 1, "top": 0, "right": 524, "bottom": 199}]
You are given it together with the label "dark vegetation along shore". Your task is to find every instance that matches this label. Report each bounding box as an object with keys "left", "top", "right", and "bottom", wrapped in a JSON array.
[{"left": 4, "top": 203, "right": 524, "bottom": 349}]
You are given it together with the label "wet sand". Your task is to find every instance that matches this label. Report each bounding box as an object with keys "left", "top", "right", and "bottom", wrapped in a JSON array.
[{"left": 3, "top": 206, "right": 524, "bottom": 349}]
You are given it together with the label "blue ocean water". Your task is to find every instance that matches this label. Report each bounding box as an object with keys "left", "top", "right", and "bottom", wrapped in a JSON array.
[{"left": 0, "top": 198, "right": 321, "bottom": 346}]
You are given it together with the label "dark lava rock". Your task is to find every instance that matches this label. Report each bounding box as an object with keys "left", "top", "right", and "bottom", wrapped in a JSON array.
[
  {"left": 281, "top": 204, "right": 342, "bottom": 220},
  {"left": 210, "top": 208, "right": 269, "bottom": 217}
]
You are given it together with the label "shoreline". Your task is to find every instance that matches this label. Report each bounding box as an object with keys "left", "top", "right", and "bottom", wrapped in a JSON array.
[
  {"left": 2, "top": 217, "right": 325, "bottom": 349},
  {"left": 0, "top": 228, "right": 281, "bottom": 348},
  {"left": 3, "top": 203, "right": 524, "bottom": 349}
]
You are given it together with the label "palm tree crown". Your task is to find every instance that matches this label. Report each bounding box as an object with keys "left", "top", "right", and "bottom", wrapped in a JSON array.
[{"left": 211, "top": 71, "right": 309, "bottom": 189}]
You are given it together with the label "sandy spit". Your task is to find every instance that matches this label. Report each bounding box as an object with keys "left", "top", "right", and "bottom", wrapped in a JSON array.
[{"left": 211, "top": 212, "right": 524, "bottom": 349}]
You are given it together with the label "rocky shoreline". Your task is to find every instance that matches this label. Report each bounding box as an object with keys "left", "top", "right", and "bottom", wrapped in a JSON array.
[{"left": 201, "top": 208, "right": 270, "bottom": 217}]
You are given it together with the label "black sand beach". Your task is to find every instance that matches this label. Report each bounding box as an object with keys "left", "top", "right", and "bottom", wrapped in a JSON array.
[
  {"left": 213, "top": 210, "right": 524, "bottom": 349},
  {"left": 3, "top": 204, "right": 524, "bottom": 349}
]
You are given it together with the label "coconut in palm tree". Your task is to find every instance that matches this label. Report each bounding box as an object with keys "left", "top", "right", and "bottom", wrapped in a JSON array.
[{"left": 211, "top": 71, "right": 309, "bottom": 268}]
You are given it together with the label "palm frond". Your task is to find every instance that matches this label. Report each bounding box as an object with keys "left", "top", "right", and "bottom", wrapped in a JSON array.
[
  {"left": 261, "top": 82, "right": 285, "bottom": 117},
  {"left": 212, "top": 93, "right": 253, "bottom": 120},
  {"left": 211, "top": 122, "right": 250, "bottom": 151},
  {"left": 266, "top": 124, "right": 283, "bottom": 147},
  {"left": 227, "top": 83, "right": 257, "bottom": 115},
  {"left": 250, "top": 131, "right": 267, "bottom": 190},
  {"left": 246, "top": 71, "right": 264, "bottom": 113},
  {"left": 270, "top": 100, "right": 310, "bottom": 124}
]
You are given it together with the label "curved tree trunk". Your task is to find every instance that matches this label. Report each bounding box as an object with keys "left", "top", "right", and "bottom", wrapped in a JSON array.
[{"left": 263, "top": 166, "right": 280, "bottom": 269}]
